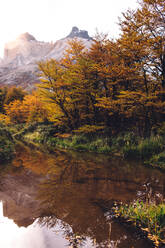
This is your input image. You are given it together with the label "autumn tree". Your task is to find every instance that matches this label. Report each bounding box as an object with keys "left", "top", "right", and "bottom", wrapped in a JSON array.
[
  {"left": 4, "top": 86, "right": 26, "bottom": 105},
  {"left": 115, "top": 0, "right": 165, "bottom": 135},
  {"left": 119, "top": 0, "right": 165, "bottom": 91},
  {"left": 38, "top": 58, "right": 74, "bottom": 129},
  {"left": 138, "top": 0, "right": 165, "bottom": 90},
  {"left": 38, "top": 39, "right": 103, "bottom": 131},
  {"left": 4, "top": 93, "right": 48, "bottom": 124},
  {"left": 4, "top": 99, "right": 28, "bottom": 124}
]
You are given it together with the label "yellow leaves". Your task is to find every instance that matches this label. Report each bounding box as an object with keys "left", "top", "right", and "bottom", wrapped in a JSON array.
[
  {"left": 147, "top": 234, "right": 160, "bottom": 247},
  {"left": 0, "top": 113, "right": 10, "bottom": 124},
  {"left": 65, "top": 38, "right": 85, "bottom": 57},
  {"left": 34, "top": 32, "right": 165, "bottom": 135},
  {"left": 73, "top": 125, "right": 104, "bottom": 134},
  {"left": 4, "top": 99, "right": 28, "bottom": 124},
  {"left": 3, "top": 94, "right": 49, "bottom": 124},
  {"left": 141, "top": 227, "right": 149, "bottom": 232}
]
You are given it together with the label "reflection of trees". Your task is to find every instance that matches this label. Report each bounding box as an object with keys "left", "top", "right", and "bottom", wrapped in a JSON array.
[
  {"left": 37, "top": 168, "right": 113, "bottom": 247},
  {"left": 37, "top": 174, "right": 152, "bottom": 247},
  {"left": 10, "top": 143, "right": 164, "bottom": 247}
]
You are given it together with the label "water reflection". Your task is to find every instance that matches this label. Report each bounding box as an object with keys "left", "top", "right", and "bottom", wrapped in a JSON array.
[
  {"left": 0, "top": 202, "right": 68, "bottom": 248},
  {"left": 0, "top": 143, "right": 163, "bottom": 247},
  {"left": 37, "top": 175, "right": 154, "bottom": 247}
]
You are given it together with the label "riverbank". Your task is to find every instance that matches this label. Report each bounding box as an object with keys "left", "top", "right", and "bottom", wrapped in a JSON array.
[{"left": 8, "top": 122, "right": 165, "bottom": 170}]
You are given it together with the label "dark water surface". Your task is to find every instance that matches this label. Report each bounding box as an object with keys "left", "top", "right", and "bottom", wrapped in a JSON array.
[{"left": 0, "top": 143, "right": 164, "bottom": 247}]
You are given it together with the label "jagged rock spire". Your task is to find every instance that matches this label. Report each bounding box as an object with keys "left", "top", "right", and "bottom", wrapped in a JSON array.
[{"left": 67, "top": 26, "right": 92, "bottom": 40}]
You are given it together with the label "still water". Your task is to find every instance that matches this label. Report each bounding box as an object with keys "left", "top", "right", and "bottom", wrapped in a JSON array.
[{"left": 0, "top": 143, "right": 164, "bottom": 247}]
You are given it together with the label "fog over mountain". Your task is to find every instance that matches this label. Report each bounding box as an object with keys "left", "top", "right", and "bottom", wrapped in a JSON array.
[{"left": 0, "top": 27, "right": 92, "bottom": 90}]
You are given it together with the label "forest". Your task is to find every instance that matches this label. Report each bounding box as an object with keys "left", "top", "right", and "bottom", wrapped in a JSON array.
[{"left": 1, "top": 0, "right": 165, "bottom": 136}]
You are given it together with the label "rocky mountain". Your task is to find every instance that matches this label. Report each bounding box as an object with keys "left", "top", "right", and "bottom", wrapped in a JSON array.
[{"left": 0, "top": 27, "right": 92, "bottom": 90}]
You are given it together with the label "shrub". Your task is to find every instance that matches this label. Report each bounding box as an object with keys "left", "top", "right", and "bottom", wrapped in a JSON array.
[
  {"left": 138, "top": 136, "right": 163, "bottom": 159},
  {"left": 0, "top": 129, "right": 15, "bottom": 162},
  {"left": 123, "top": 136, "right": 163, "bottom": 160},
  {"left": 112, "top": 132, "right": 138, "bottom": 150},
  {"left": 147, "top": 152, "right": 165, "bottom": 169},
  {"left": 71, "top": 135, "right": 88, "bottom": 145},
  {"left": 116, "top": 201, "right": 165, "bottom": 247}
]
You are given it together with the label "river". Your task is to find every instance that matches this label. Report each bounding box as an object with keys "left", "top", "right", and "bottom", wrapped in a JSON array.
[{"left": 0, "top": 143, "right": 164, "bottom": 247}]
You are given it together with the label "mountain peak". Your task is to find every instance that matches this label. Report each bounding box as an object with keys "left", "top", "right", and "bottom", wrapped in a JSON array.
[
  {"left": 66, "top": 26, "right": 92, "bottom": 40},
  {"left": 0, "top": 28, "right": 93, "bottom": 90},
  {"left": 17, "top": 32, "right": 36, "bottom": 41}
]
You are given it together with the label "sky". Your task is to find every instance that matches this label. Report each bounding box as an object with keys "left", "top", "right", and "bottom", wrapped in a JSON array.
[{"left": 0, "top": 0, "right": 138, "bottom": 57}]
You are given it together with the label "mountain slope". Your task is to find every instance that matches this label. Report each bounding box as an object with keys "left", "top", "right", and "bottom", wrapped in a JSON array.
[{"left": 0, "top": 27, "right": 92, "bottom": 90}]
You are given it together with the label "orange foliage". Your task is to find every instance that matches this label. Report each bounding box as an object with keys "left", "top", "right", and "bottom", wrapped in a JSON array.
[{"left": 3, "top": 93, "right": 48, "bottom": 124}]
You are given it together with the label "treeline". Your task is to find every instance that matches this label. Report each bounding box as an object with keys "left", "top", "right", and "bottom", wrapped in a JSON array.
[{"left": 1, "top": 0, "right": 165, "bottom": 137}]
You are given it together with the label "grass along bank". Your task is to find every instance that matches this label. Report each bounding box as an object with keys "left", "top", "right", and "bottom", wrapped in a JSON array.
[
  {"left": 114, "top": 201, "right": 165, "bottom": 247},
  {"left": 11, "top": 123, "right": 165, "bottom": 169}
]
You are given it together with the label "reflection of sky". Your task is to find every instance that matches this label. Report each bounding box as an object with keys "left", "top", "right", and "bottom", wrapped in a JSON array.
[
  {"left": 0, "top": 202, "right": 68, "bottom": 248},
  {"left": 0, "top": 202, "right": 95, "bottom": 248}
]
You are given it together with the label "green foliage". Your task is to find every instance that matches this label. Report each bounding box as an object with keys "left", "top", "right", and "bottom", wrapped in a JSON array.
[
  {"left": 147, "top": 152, "right": 165, "bottom": 169},
  {"left": 138, "top": 136, "right": 163, "bottom": 159},
  {"left": 123, "top": 136, "right": 163, "bottom": 160},
  {"left": 70, "top": 135, "right": 88, "bottom": 145},
  {"left": 14, "top": 123, "right": 57, "bottom": 143},
  {"left": 112, "top": 132, "right": 139, "bottom": 149},
  {"left": 87, "top": 138, "right": 113, "bottom": 153},
  {"left": 116, "top": 201, "right": 165, "bottom": 247},
  {"left": 44, "top": 134, "right": 113, "bottom": 153},
  {"left": 0, "top": 128, "right": 15, "bottom": 162}
]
